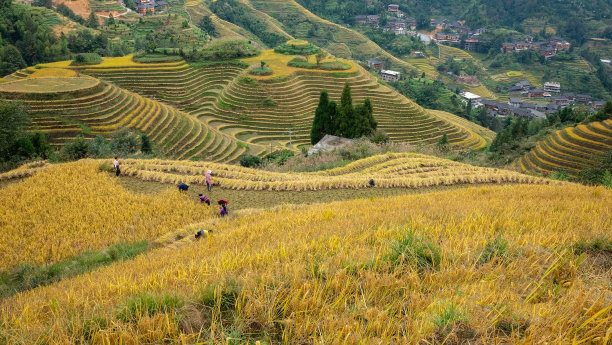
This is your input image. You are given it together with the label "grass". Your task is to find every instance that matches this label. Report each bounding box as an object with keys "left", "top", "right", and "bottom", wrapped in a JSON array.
[
  {"left": 386, "top": 230, "right": 441, "bottom": 271},
  {"left": 0, "top": 241, "right": 149, "bottom": 299}
]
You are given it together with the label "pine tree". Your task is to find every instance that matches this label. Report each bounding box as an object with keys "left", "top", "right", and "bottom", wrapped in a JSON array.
[
  {"left": 311, "top": 90, "right": 330, "bottom": 144},
  {"left": 363, "top": 98, "right": 377, "bottom": 131},
  {"left": 336, "top": 82, "right": 354, "bottom": 137},
  {"left": 87, "top": 11, "right": 98, "bottom": 28},
  {"left": 141, "top": 133, "right": 152, "bottom": 154}
]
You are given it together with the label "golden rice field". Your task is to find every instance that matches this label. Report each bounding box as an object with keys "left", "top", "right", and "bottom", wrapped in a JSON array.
[
  {"left": 117, "top": 152, "right": 555, "bottom": 191},
  {"left": 0, "top": 76, "right": 98, "bottom": 93},
  {"left": 0, "top": 161, "right": 213, "bottom": 270},
  {"left": 240, "top": 49, "right": 357, "bottom": 79},
  {"left": 0, "top": 170, "right": 610, "bottom": 343},
  {"left": 513, "top": 120, "right": 612, "bottom": 177}
]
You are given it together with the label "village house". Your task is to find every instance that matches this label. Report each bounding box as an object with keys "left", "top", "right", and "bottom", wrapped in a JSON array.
[
  {"left": 388, "top": 4, "right": 399, "bottom": 12},
  {"left": 367, "top": 58, "right": 383, "bottom": 70},
  {"left": 380, "top": 70, "right": 401, "bottom": 82},
  {"left": 405, "top": 18, "right": 417, "bottom": 30},
  {"left": 592, "top": 101, "right": 606, "bottom": 110},
  {"left": 508, "top": 98, "right": 522, "bottom": 107},
  {"left": 543, "top": 82, "right": 561, "bottom": 93},
  {"left": 508, "top": 80, "right": 535, "bottom": 94},
  {"left": 528, "top": 88, "right": 545, "bottom": 98},
  {"left": 354, "top": 15, "right": 367, "bottom": 25},
  {"left": 552, "top": 96, "right": 571, "bottom": 106},
  {"left": 464, "top": 39, "right": 480, "bottom": 51},
  {"left": 135, "top": 0, "right": 166, "bottom": 14},
  {"left": 366, "top": 15, "right": 380, "bottom": 26},
  {"left": 434, "top": 33, "right": 460, "bottom": 42},
  {"left": 575, "top": 94, "right": 592, "bottom": 104}
]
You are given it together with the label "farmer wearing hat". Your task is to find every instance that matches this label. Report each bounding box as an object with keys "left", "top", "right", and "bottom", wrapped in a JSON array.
[{"left": 205, "top": 170, "right": 213, "bottom": 192}]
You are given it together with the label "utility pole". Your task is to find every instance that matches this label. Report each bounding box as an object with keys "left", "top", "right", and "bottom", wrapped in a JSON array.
[{"left": 287, "top": 129, "right": 293, "bottom": 148}]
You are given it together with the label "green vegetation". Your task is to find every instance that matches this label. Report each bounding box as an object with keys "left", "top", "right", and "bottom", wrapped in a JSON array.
[
  {"left": 71, "top": 53, "right": 103, "bottom": 66},
  {"left": 275, "top": 42, "right": 321, "bottom": 56},
  {"left": 310, "top": 84, "right": 377, "bottom": 144},
  {"left": 249, "top": 66, "right": 273, "bottom": 76},
  {"left": 186, "top": 39, "right": 259, "bottom": 61},
  {"left": 0, "top": 101, "right": 50, "bottom": 171},
  {"left": 207, "top": 0, "right": 288, "bottom": 47},
  {"left": 117, "top": 293, "right": 184, "bottom": 323},
  {"left": 287, "top": 57, "right": 350, "bottom": 70},
  {"left": 0, "top": 241, "right": 149, "bottom": 298},
  {"left": 132, "top": 53, "right": 183, "bottom": 63},
  {"left": 386, "top": 230, "right": 441, "bottom": 271}
]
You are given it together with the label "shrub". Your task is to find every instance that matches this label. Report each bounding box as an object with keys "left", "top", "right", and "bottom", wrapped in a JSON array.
[
  {"left": 265, "top": 149, "right": 294, "bottom": 165},
  {"left": 70, "top": 53, "right": 102, "bottom": 66},
  {"left": 140, "top": 134, "right": 152, "bottom": 154},
  {"left": 88, "top": 135, "right": 110, "bottom": 157},
  {"left": 433, "top": 303, "right": 467, "bottom": 329},
  {"left": 369, "top": 129, "right": 390, "bottom": 144},
  {"left": 249, "top": 66, "right": 273, "bottom": 76},
  {"left": 188, "top": 39, "right": 259, "bottom": 61},
  {"left": 274, "top": 42, "right": 321, "bottom": 55},
  {"left": 109, "top": 129, "right": 141, "bottom": 155},
  {"left": 240, "top": 154, "right": 263, "bottom": 168},
  {"left": 62, "top": 136, "right": 89, "bottom": 160}
]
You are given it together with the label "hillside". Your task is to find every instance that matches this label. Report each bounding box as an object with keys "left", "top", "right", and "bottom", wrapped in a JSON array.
[
  {"left": 513, "top": 119, "right": 612, "bottom": 177},
  {"left": 62, "top": 51, "right": 490, "bottom": 152},
  {"left": 0, "top": 158, "right": 610, "bottom": 343},
  {"left": 0, "top": 61, "right": 250, "bottom": 162}
]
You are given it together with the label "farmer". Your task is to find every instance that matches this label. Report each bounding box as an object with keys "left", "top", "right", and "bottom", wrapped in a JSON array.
[
  {"left": 114, "top": 157, "right": 120, "bottom": 177},
  {"left": 205, "top": 170, "right": 213, "bottom": 192},
  {"left": 369, "top": 179, "right": 375, "bottom": 187},
  {"left": 178, "top": 183, "right": 189, "bottom": 192},
  {"left": 195, "top": 229, "right": 213, "bottom": 239},
  {"left": 218, "top": 199, "right": 228, "bottom": 217},
  {"left": 199, "top": 194, "right": 210, "bottom": 205}
]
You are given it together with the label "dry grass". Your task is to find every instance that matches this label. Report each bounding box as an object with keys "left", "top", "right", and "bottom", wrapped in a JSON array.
[
  {"left": 0, "top": 161, "right": 213, "bottom": 270},
  {"left": 0, "top": 177, "right": 609, "bottom": 343},
  {"left": 29, "top": 67, "right": 77, "bottom": 78}
]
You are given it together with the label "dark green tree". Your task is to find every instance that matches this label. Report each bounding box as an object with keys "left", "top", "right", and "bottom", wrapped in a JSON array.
[
  {"left": 197, "top": 15, "right": 217, "bottom": 37},
  {"left": 86, "top": 11, "right": 98, "bottom": 28},
  {"left": 0, "top": 101, "right": 30, "bottom": 162},
  {"left": 311, "top": 90, "right": 330, "bottom": 144},
  {"left": 0, "top": 45, "right": 27, "bottom": 76},
  {"left": 140, "top": 133, "right": 152, "bottom": 154},
  {"left": 336, "top": 82, "right": 354, "bottom": 137}
]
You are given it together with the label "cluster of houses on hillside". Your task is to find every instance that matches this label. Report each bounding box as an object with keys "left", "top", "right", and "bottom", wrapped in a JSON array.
[
  {"left": 502, "top": 36, "right": 570, "bottom": 59},
  {"left": 366, "top": 58, "right": 401, "bottom": 82},
  {"left": 355, "top": 4, "right": 418, "bottom": 36},
  {"left": 134, "top": 0, "right": 167, "bottom": 15},
  {"left": 464, "top": 80, "right": 607, "bottom": 119}
]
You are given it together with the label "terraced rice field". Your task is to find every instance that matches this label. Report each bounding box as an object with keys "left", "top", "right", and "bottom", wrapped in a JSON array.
[
  {"left": 513, "top": 119, "right": 612, "bottom": 176},
  {"left": 438, "top": 44, "right": 474, "bottom": 61},
  {"left": 0, "top": 76, "right": 247, "bottom": 162},
  {"left": 405, "top": 58, "right": 438, "bottom": 78},
  {"left": 118, "top": 152, "right": 555, "bottom": 191},
  {"left": 467, "top": 84, "right": 497, "bottom": 99},
  {"left": 81, "top": 56, "right": 489, "bottom": 151}
]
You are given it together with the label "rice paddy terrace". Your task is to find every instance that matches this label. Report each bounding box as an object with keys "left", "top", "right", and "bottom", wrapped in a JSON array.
[
  {"left": 0, "top": 69, "right": 248, "bottom": 162},
  {"left": 78, "top": 53, "right": 491, "bottom": 151},
  {"left": 513, "top": 119, "right": 612, "bottom": 176}
]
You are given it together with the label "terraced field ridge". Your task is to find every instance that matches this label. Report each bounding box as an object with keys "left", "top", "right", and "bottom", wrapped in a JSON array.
[
  {"left": 118, "top": 152, "right": 556, "bottom": 191},
  {"left": 513, "top": 119, "right": 612, "bottom": 176},
  {"left": 0, "top": 75, "right": 248, "bottom": 162},
  {"left": 76, "top": 52, "right": 491, "bottom": 151}
]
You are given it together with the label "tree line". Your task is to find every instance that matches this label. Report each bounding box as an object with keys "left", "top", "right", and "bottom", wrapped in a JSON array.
[{"left": 310, "top": 83, "right": 377, "bottom": 144}]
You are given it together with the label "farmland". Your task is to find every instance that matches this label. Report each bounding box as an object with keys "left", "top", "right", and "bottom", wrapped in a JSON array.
[
  {"left": 0, "top": 158, "right": 610, "bottom": 343},
  {"left": 2, "top": 50, "right": 492, "bottom": 158},
  {"left": 514, "top": 119, "right": 612, "bottom": 176}
]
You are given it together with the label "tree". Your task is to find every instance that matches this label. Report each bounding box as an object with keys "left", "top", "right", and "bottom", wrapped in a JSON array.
[
  {"left": 62, "top": 136, "right": 90, "bottom": 160},
  {"left": 106, "top": 13, "right": 114, "bottom": 26},
  {"left": 315, "top": 51, "right": 327, "bottom": 66},
  {"left": 140, "top": 133, "right": 152, "bottom": 154},
  {"left": 109, "top": 129, "right": 140, "bottom": 155},
  {"left": 336, "top": 82, "right": 354, "bottom": 137},
  {"left": 0, "top": 45, "right": 27, "bottom": 76},
  {"left": 437, "top": 133, "right": 449, "bottom": 150},
  {"left": 86, "top": 12, "right": 98, "bottom": 29},
  {"left": 0, "top": 101, "right": 30, "bottom": 162},
  {"left": 197, "top": 15, "right": 217, "bottom": 37},
  {"left": 311, "top": 90, "right": 330, "bottom": 144},
  {"left": 260, "top": 60, "right": 266, "bottom": 69}
]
